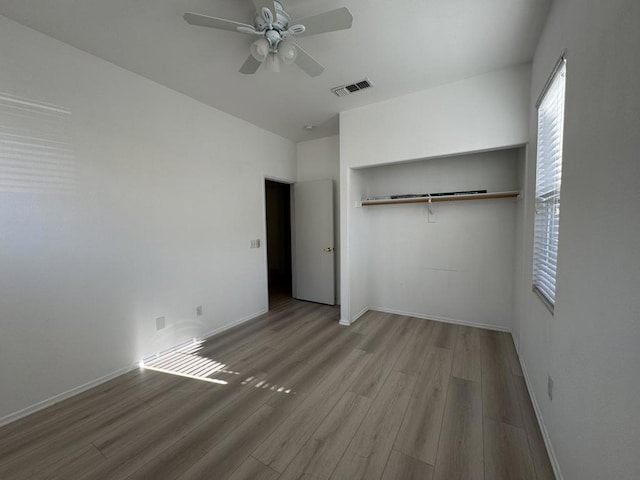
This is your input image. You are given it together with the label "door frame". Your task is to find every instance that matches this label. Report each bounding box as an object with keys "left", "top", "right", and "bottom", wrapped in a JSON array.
[{"left": 262, "top": 175, "right": 295, "bottom": 310}]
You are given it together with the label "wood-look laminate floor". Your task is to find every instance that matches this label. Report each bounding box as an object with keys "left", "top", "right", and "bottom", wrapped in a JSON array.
[{"left": 0, "top": 301, "right": 555, "bottom": 480}]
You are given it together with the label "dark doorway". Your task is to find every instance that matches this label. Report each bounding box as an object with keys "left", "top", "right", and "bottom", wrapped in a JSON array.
[{"left": 265, "top": 180, "right": 293, "bottom": 309}]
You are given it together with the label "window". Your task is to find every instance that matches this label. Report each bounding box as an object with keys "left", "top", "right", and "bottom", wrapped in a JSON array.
[{"left": 533, "top": 57, "right": 566, "bottom": 310}]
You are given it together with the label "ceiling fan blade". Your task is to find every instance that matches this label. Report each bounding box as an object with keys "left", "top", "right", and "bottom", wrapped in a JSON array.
[
  {"left": 239, "top": 55, "right": 262, "bottom": 74},
  {"left": 183, "top": 12, "right": 254, "bottom": 33},
  {"left": 237, "top": 25, "right": 262, "bottom": 35},
  {"left": 291, "top": 43, "right": 324, "bottom": 77},
  {"left": 252, "top": 0, "right": 278, "bottom": 23},
  {"left": 292, "top": 7, "right": 353, "bottom": 37}
]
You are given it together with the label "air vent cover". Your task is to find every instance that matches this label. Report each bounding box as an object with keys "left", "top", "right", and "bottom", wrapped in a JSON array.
[{"left": 331, "top": 78, "right": 374, "bottom": 97}]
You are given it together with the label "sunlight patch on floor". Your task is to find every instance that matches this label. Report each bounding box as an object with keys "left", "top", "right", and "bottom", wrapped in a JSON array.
[
  {"left": 241, "top": 376, "right": 293, "bottom": 394},
  {"left": 141, "top": 340, "right": 237, "bottom": 384},
  {"left": 141, "top": 340, "right": 295, "bottom": 393}
]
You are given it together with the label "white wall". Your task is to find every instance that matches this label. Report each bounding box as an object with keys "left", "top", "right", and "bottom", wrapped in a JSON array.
[
  {"left": 340, "top": 65, "right": 531, "bottom": 324},
  {"left": 340, "top": 64, "right": 531, "bottom": 169},
  {"left": 0, "top": 16, "right": 296, "bottom": 422},
  {"left": 296, "top": 135, "right": 339, "bottom": 183},
  {"left": 514, "top": 1, "right": 640, "bottom": 478},
  {"left": 363, "top": 150, "right": 519, "bottom": 330},
  {"left": 342, "top": 167, "right": 370, "bottom": 323},
  {"left": 296, "top": 136, "right": 340, "bottom": 303}
]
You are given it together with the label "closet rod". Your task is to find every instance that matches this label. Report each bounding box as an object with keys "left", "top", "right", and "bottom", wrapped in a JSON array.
[{"left": 361, "top": 191, "right": 520, "bottom": 206}]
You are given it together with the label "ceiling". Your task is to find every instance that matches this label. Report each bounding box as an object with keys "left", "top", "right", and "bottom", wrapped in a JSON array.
[{"left": 0, "top": 0, "right": 551, "bottom": 142}]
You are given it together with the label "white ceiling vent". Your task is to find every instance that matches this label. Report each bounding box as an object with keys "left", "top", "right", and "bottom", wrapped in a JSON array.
[{"left": 331, "top": 78, "right": 374, "bottom": 97}]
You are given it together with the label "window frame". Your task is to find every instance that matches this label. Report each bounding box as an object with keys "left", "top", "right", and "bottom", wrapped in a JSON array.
[{"left": 532, "top": 54, "right": 567, "bottom": 313}]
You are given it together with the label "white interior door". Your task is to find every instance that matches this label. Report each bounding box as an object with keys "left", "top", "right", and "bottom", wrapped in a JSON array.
[{"left": 294, "top": 179, "right": 335, "bottom": 305}]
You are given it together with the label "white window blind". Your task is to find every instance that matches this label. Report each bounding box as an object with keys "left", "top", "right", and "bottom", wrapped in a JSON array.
[{"left": 533, "top": 58, "right": 566, "bottom": 309}]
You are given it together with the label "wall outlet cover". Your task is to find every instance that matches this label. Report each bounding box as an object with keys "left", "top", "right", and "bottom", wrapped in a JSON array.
[
  {"left": 196, "top": 306, "right": 203, "bottom": 316},
  {"left": 156, "top": 316, "right": 166, "bottom": 331}
]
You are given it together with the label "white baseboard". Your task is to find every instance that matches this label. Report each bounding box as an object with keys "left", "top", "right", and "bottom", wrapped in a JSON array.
[
  {"left": 369, "top": 306, "right": 511, "bottom": 332},
  {"left": 338, "top": 319, "right": 351, "bottom": 326},
  {"left": 0, "top": 363, "right": 138, "bottom": 427},
  {"left": 348, "top": 306, "right": 369, "bottom": 326},
  {"left": 512, "top": 335, "right": 564, "bottom": 480},
  {"left": 200, "top": 309, "right": 268, "bottom": 345},
  {"left": 1, "top": 308, "right": 270, "bottom": 428}
]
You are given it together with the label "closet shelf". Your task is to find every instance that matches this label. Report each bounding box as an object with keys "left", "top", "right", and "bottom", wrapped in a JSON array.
[{"left": 361, "top": 190, "right": 520, "bottom": 206}]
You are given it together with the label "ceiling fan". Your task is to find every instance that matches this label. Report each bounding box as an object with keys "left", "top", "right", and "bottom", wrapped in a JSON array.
[{"left": 184, "top": 0, "right": 353, "bottom": 77}]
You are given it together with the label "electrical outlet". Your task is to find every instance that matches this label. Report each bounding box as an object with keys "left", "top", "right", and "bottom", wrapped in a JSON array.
[
  {"left": 196, "top": 305, "right": 203, "bottom": 316},
  {"left": 250, "top": 239, "right": 261, "bottom": 248},
  {"left": 156, "top": 316, "right": 166, "bottom": 331},
  {"left": 547, "top": 375, "right": 554, "bottom": 401}
]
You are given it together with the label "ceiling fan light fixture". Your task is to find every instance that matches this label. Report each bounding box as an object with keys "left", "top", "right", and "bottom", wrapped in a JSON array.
[
  {"left": 265, "top": 52, "right": 281, "bottom": 72},
  {"left": 184, "top": 2, "right": 354, "bottom": 77},
  {"left": 250, "top": 38, "right": 270, "bottom": 62},
  {"left": 278, "top": 43, "right": 297, "bottom": 65}
]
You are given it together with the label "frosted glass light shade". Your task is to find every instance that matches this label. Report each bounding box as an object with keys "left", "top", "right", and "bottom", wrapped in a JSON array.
[
  {"left": 250, "top": 39, "right": 270, "bottom": 62},
  {"left": 278, "top": 43, "right": 297, "bottom": 65}
]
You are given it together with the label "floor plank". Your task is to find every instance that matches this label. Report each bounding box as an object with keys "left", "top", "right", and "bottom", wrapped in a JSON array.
[
  {"left": 0, "top": 368, "right": 151, "bottom": 443},
  {"left": 480, "top": 333, "right": 523, "bottom": 428},
  {"left": 0, "top": 370, "right": 161, "bottom": 461},
  {"left": 330, "top": 371, "right": 416, "bottom": 480},
  {"left": 381, "top": 450, "right": 434, "bottom": 480},
  {"left": 483, "top": 417, "right": 536, "bottom": 480},
  {"left": 36, "top": 445, "right": 105, "bottom": 480},
  {"left": 0, "top": 395, "right": 151, "bottom": 480},
  {"left": 77, "top": 376, "right": 271, "bottom": 480},
  {"left": 253, "top": 349, "right": 371, "bottom": 472},
  {"left": 425, "top": 321, "right": 459, "bottom": 349},
  {"left": 433, "top": 377, "right": 484, "bottom": 480},
  {"left": 227, "top": 457, "right": 279, "bottom": 480},
  {"left": 452, "top": 326, "right": 482, "bottom": 382},
  {"left": 503, "top": 334, "right": 524, "bottom": 377},
  {"left": 393, "top": 318, "right": 435, "bottom": 376},
  {"left": 348, "top": 309, "right": 388, "bottom": 336},
  {"left": 349, "top": 316, "right": 413, "bottom": 399},
  {"left": 91, "top": 383, "right": 230, "bottom": 458},
  {"left": 175, "top": 404, "right": 287, "bottom": 480},
  {"left": 279, "top": 391, "right": 372, "bottom": 480},
  {"left": 265, "top": 329, "right": 365, "bottom": 414},
  {"left": 394, "top": 347, "right": 453, "bottom": 465},
  {"left": 122, "top": 365, "right": 304, "bottom": 479}
]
